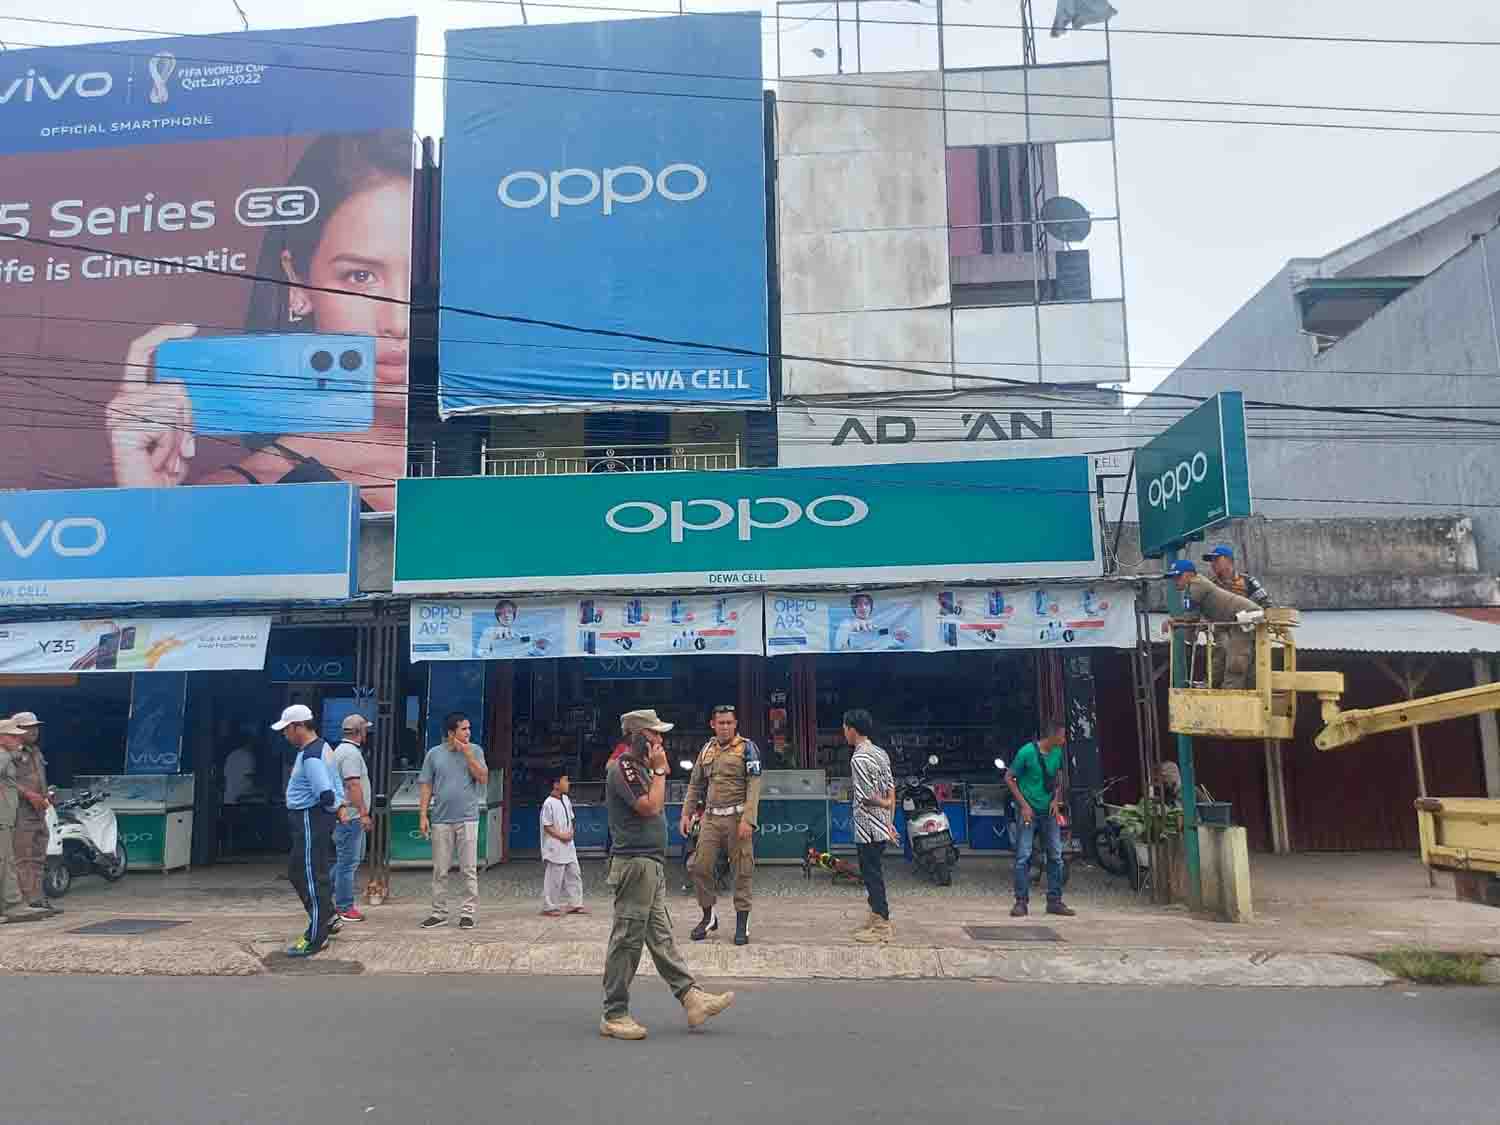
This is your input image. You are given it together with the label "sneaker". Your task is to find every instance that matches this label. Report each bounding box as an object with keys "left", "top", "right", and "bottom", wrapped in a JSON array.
[
  {"left": 420, "top": 915, "right": 448, "bottom": 929},
  {"left": 600, "top": 1014, "right": 649, "bottom": 1041},
  {"left": 851, "top": 910, "right": 879, "bottom": 938},
  {"left": 541, "top": 908, "right": 563, "bottom": 917},
  {"left": 1010, "top": 900, "right": 1029, "bottom": 918},
  {"left": 338, "top": 907, "right": 366, "bottom": 922},
  {"left": 681, "top": 987, "right": 735, "bottom": 1028},
  {"left": 328, "top": 918, "right": 344, "bottom": 936},
  {"left": 567, "top": 906, "right": 590, "bottom": 915},
  {"left": 1046, "top": 900, "right": 1077, "bottom": 917},
  {"left": 31, "top": 900, "right": 62, "bottom": 916},
  {"left": 286, "top": 936, "right": 321, "bottom": 958},
  {"left": 853, "top": 918, "right": 893, "bottom": 944},
  {"left": 459, "top": 916, "right": 476, "bottom": 931}
]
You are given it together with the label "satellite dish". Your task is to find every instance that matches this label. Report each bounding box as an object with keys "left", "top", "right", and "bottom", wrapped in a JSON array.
[{"left": 1040, "top": 196, "right": 1092, "bottom": 244}]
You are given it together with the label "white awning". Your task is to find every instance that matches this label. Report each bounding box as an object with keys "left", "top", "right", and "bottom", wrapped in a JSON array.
[{"left": 1149, "top": 608, "right": 1500, "bottom": 655}]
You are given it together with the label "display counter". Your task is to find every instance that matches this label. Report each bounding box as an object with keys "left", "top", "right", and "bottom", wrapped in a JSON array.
[
  {"left": 77, "top": 773, "right": 194, "bottom": 872},
  {"left": 967, "top": 782, "right": 1012, "bottom": 852},
  {"left": 828, "top": 777, "right": 855, "bottom": 852},
  {"left": 755, "top": 769, "right": 828, "bottom": 864},
  {"left": 933, "top": 781, "right": 969, "bottom": 849},
  {"left": 570, "top": 781, "right": 610, "bottom": 858},
  {"left": 387, "top": 769, "right": 504, "bottom": 869}
]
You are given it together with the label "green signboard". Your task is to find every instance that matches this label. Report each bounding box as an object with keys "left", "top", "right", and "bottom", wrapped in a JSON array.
[
  {"left": 754, "top": 798, "right": 829, "bottom": 861},
  {"left": 394, "top": 459, "right": 1102, "bottom": 593},
  {"left": 1136, "top": 393, "right": 1251, "bottom": 558},
  {"left": 116, "top": 812, "right": 165, "bottom": 869}
]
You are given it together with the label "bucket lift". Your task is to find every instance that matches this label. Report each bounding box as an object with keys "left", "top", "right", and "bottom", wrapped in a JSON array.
[{"left": 1166, "top": 608, "right": 1345, "bottom": 741}]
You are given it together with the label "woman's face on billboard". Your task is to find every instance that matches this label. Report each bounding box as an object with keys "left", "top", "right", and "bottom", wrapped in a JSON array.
[{"left": 282, "top": 177, "right": 411, "bottom": 398}]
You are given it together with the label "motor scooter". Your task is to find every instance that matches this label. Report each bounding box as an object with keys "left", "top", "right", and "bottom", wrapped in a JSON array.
[
  {"left": 44, "top": 787, "right": 127, "bottom": 899},
  {"left": 899, "top": 754, "right": 958, "bottom": 886}
]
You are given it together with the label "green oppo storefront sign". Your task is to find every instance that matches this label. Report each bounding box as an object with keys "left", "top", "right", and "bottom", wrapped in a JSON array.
[
  {"left": 394, "top": 458, "right": 1102, "bottom": 593},
  {"left": 1136, "top": 392, "right": 1252, "bottom": 558}
]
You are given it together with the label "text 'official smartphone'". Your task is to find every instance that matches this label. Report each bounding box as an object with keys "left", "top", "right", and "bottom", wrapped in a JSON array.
[{"left": 156, "top": 333, "right": 377, "bottom": 436}]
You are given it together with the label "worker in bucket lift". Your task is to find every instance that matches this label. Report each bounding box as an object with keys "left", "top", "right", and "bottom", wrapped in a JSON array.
[
  {"left": 1164, "top": 560, "right": 1263, "bottom": 689},
  {"left": 1202, "top": 545, "right": 1273, "bottom": 608}
]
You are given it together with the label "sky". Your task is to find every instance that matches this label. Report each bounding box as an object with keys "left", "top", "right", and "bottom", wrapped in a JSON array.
[{"left": 6, "top": 0, "right": 1500, "bottom": 394}]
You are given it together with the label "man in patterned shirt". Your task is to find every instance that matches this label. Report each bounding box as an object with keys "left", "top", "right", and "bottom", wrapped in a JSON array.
[{"left": 843, "top": 709, "right": 897, "bottom": 944}]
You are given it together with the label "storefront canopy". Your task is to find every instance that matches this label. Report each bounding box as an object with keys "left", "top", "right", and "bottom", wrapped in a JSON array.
[{"left": 1150, "top": 608, "right": 1500, "bottom": 655}]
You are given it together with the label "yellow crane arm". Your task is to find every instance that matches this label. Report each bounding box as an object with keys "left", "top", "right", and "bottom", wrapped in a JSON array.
[{"left": 1315, "top": 681, "right": 1500, "bottom": 750}]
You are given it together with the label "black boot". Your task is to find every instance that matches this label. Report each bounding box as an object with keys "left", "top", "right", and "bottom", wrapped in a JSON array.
[
  {"left": 691, "top": 907, "right": 717, "bottom": 941},
  {"left": 734, "top": 911, "right": 750, "bottom": 946}
]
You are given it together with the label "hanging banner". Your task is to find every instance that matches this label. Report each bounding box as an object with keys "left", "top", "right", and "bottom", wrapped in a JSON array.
[
  {"left": 766, "top": 589, "right": 925, "bottom": 654},
  {"left": 0, "top": 615, "right": 271, "bottom": 674},
  {"left": 931, "top": 583, "right": 1132, "bottom": 650},
  {"left": 410, "top": 595, "right": 763, "bottom": 662},
  {"left": 765, "top": 583, "right": 1134, "bottom": 654}
]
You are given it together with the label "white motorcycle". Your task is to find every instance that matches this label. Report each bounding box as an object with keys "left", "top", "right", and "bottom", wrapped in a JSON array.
[
  {"left": 900, "top": 754, "right": 959, "bottom": 886},
  {"left": 44, "top": 788, "right": 128, "bottom": 899}
]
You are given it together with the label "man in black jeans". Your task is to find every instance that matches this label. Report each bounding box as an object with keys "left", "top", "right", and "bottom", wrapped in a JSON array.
[{"left": 843, "top": 709, "right": 897, "bottom": 944}]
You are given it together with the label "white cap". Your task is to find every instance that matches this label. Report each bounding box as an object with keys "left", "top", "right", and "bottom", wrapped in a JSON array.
[{"left": 271, "top": 703, "right": 315, "bottom": 732}]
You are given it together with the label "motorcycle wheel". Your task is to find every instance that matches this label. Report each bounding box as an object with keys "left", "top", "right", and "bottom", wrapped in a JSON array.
[
  {"left": 44, "top": 857, "right": 71, "bottom": 899},
  {"left": 101, "top": 842, "right": 128, "bottom": 881},
  {"left": 1126, "top": 840, "right": 1146, "bottom": 893},
  {"left": 1091, "top": 827, "right": 1131, "bottom": 877}
]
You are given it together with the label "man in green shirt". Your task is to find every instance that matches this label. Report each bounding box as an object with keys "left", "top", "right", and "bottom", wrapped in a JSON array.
[{"left": 1005, "top": 720, "right": 1074, "bottom": 918}]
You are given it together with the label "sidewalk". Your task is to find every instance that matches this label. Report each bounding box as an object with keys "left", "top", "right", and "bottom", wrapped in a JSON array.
[{"left": 2, "top": 852, "right": 1495, "bottom": 986}]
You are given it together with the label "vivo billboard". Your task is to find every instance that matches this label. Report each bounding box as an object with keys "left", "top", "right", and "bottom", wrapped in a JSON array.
[
  {"left": 0, "top": 482, "right": 358, "bottom": 605},
  {"left": 439, "top": 14, "right": 771, "bottom": 414}
]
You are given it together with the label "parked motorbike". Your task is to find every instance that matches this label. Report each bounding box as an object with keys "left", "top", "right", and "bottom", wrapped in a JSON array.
[
  {"left": 44, "top": 787, "right": 127, "bottom": 899},
  {"left": 900, "top": 754, "right": 958, "bottom": 886},
  {"left": 1085, "top": 776, "right": 1134, "bottom": 878}
]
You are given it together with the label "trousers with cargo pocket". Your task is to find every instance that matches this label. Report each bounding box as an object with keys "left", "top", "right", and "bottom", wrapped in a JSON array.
[{"left": 603, "top": 856, "right": 696, "bottom": 1019}]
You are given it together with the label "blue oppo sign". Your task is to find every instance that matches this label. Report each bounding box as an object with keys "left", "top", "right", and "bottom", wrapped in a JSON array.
[
  {"left": 0, "top": 482, "right": 358, "bottom": 606},
  {"left": 439, "top": 14, "right": 770, "bottom": 413}
]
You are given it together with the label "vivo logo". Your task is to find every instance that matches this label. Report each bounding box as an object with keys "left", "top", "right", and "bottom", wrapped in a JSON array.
[
  {"left": 605, "top": 495, "right": 868, "bottom": 544},
  {"left": 277, "top": 659, "right": 347, "bottom": 681},
  {"left": 1, "top": 517, "right": 107, "bottom": 559},
  {"left": 498, "top": 163, "right": 708, "bottom": 218},
  {"left": 1147, "top": 452, "right": 1210, "bottom": 510},
  {"left": 235, "top": 186, "right": 320, "bottom": 228},
  {"left": 0, "top": 68, "right": 113, "bottom": 105}
]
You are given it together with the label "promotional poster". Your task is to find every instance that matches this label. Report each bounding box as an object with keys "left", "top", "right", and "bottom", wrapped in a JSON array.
[
  {"left": 0, "top": 20, "right": 417, "bottom": 511},
  {"left": 439, "top": 14, "right": 770, "bottom": 413},
  {"left": 766, "top": 589, "right": 924, "bottom": 654},
  {"left": 0, "top": 615, "right": 271, "bottom": 674},
  {"left": 411, "top": 594, "right": 763, "bottom": 662}
]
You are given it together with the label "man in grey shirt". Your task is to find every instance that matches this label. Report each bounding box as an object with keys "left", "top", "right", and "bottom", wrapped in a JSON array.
[
  {"left": 330, "top": 714, "right": 374, "bottom": 923},
  {"left": 418, "top": 712, "right": 489, "bottom": 931}
]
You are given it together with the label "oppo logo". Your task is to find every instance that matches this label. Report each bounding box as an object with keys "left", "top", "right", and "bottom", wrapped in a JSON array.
[
  {"left": 756, "top": 822, "right": 809, "bottom": 836},
  {"left": 498, "top": 163, "right": 708, "bottom": 218},
  {"left": 606, "top": 495, "right": 868, "bottom": 544},
  {"left": 0, "top": 68, "right": 113, "bottom": 106},
  {"left": 1, "top": 517, "right": 107, "bottom": 559},
  {"left": 120, "top": 832, "right": 156, "bottom": 845},
  {"left": 1147, "top": 452, "right": 1210, "bottom": 510}
]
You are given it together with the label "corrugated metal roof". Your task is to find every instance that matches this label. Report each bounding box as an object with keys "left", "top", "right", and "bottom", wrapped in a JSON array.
[{"left": 1150, "top": 608, "right": 1500, "bottom": 654}]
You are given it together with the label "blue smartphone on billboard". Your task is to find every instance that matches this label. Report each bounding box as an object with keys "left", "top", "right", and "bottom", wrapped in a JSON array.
[{"left": 156, "top": 334, "right": 377, "bottom": 435}]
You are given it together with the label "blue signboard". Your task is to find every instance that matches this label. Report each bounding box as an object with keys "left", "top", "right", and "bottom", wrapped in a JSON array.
[
  {"left": 0, "top": 482, "right": 358, "bottom": 606},
  {"left": 125, "top": 672, "right": 186, "bottom": 774},
  {"left": 440, "top": 14, "right": 770, "bottom": 413}
]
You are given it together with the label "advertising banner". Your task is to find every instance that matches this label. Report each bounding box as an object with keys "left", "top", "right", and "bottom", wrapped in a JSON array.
[
  {"left": 0, "top": 20, "right": 416, "bottom": 512},
  {"left": 766, "top": 583, "right": 1134, "bottom": 654},
  {"left": 395, "top": 458, "right": 1102, "bottom": 594},
  {"left": 410, "top": 594, "right": 763, "bottom": 662},
  {"left": 776, "top": 389, "right": 1127, "bottom": 468},
  {"left": 1136, "top": 392, "right": 1252, "bottom": 558},
  {"left": 0, "top": 614, "right": 271, "bottom": 674},
  {"left": 0, "top": 481, "right": 358, "bottom": 605},
  {"left": 440, "top": 14, "right": 770, "bottom": 413}
]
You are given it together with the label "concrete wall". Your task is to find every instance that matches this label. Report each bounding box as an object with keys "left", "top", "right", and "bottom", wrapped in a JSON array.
[
  {"left": 359, "top": 519, "right": 394, "bottom": 594},
  {"left": 1141, "top": 233, "right": 1500, "bottom": 570},
  {"left": 1115, "top": 515, "right": 1500, "bottom": 611}
]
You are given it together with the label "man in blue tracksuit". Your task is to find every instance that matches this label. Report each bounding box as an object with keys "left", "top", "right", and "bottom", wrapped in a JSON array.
[{"left": 273, "top": 704, "right": 347, "bottom": 957}]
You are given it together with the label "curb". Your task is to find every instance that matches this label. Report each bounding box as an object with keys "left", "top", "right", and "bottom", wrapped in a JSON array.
[{"left": 4, "top": 935, "right": 1398, "bottom": 987}]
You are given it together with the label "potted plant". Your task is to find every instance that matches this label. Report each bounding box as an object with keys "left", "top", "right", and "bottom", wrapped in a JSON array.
[{"left": 1110, "top": 797, "right": 1184, "bottom": 903}]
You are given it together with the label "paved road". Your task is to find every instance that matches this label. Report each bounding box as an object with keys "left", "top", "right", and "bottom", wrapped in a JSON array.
[{"left": 1, "top": 976, "right": 1494, "bottom": 1124}]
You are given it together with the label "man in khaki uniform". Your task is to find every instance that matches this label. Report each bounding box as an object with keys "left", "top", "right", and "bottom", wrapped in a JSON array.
[
  {"left": 11, "top": 712, "right": 56, "bottom": 913},
  {"left": 1167, "top": 560, "right": 1262, "bottom": 689},
  {"left": 1, "top": 718, "right": 48, "bottom": 924},
  {"left": 680, "top": 704, "right": 763, "bottom": 946},
  {"left": 600, "top": 709, "right": 734, "bottom": 1041}
]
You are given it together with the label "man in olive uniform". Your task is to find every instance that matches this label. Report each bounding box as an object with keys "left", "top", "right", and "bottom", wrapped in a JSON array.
[
  {"left": 1167, "top": 560, "right": 1263, "bottom": 689},
  {"left": 680, "top": 704, "right": 763, "bottom": 946},
  {"left": 600, "top": 709, "right": 734, "bottom": 1041},
  {"left": 11, "top": 712, "right": 57, "bottom": 914},
  {"left": 1203, "top": 545, "right": 1273, "bottom": 607},
  {"left": 0, "top": 718, "right": 48, "bottom": 924}
]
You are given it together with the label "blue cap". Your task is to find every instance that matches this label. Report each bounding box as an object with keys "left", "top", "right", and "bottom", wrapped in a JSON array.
[
  {"left": 1165, "top": 560, "right": 1196, "bottom": 577},
  {"left": 1202, "top": 545, "right": 1235, "bottom": 561}
]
